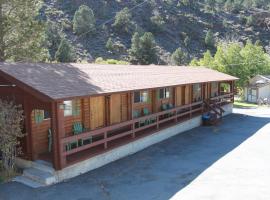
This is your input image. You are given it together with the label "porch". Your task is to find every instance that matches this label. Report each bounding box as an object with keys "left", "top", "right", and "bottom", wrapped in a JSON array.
[{"left": 59, "top": 93, "right": 234, "bottom": 169}]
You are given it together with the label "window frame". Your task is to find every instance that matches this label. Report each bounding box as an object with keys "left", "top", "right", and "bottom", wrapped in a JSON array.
[
  {"left": 64, "top": 100, "right": 73, "bottom": 117},
  {"left": 133, "top": 90, "right": 149, "bottom": 103},
  {"left": 159, "top": 88, "right": 170, "bottom": 99}
]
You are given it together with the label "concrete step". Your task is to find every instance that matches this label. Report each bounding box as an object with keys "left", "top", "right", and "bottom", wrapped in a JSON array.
[
  {"left": 32, "top": 160, "right": 55, "bottom": 174},
  {"left": 23, "top": 168, "right": 56, "bottom": 185},
  {"left": 13, "top": 176, "right": 46, "bottom": 188}
]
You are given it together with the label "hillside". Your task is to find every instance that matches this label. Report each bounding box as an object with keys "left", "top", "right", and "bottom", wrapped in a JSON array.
[{"left": 41, "top": 0, "right": 270, "bottom": 64}]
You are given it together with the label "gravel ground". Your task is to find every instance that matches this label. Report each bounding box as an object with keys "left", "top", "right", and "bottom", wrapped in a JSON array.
[{"left": 0, "top": 108, "right": 269, "bottom": 200}]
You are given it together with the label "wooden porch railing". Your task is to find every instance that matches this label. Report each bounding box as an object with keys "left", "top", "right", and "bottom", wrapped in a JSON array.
[{"left": 59, "top": 93, "right": 234, "bottom": 168}]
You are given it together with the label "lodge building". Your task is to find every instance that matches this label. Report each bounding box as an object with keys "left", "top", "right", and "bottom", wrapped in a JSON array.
[{"left": 0, "top": 63, "right": 237, "bottom": 185}]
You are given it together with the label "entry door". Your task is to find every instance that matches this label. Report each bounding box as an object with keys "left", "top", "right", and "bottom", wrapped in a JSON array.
[
  {"left": 110, "top": 94, "right": 121, "bottom": 124},
  {"left": 90, "top": 96, "right": 105, "bottom": 130},
  {"left": 175, "top": 86, "right": 183, "bottom": 107},
  {"left": 184, "top": 85, "right": 190, "bottom": 105}
]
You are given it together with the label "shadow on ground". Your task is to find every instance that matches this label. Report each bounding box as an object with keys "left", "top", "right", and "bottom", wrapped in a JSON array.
[{"left": 0, "top": 112, "right": 269, "bottom": 200}]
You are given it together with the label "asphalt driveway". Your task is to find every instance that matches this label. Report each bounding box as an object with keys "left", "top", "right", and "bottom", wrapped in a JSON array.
[{"left": 0, "top": 108, "right": 270, "bottom": 200}]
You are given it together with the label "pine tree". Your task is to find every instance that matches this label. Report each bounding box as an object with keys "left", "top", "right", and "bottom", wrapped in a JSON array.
[
  {"left": 129, "top": 32, "right": 157, "bottom": 65},
  {"left": 205, "top": 30, "right": 215, "bottom": 47},
  {"left": 73, "top": 5, "right": 96, "bottom": 36},
  {"left": 106, "top": 38, "right": 114, "bottom": 52},
  {"left": 0, "top": 0, "right": 48, "bottom": 62},
  {"left": 112, "top": 7, "right": 132, "bottom": 32},
  {"left": 55, "top": 38, "right": 75, "bottom": 63},
  {"left": 171, "top": 48, "right": 187, "bottom": 65}
]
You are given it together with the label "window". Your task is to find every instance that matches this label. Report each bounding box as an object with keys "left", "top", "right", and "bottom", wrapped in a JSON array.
[
  {"left": 34, "top": 110, "right": 50, "bottom": 124},
  {"left": 192, "top": 84, "right": 202, "bottom": 102},
  {"left": 211, "top": 82, "right": 219, "bottom": 97},
  {"left": 134, "top": 91, "right": 148, "bottom": 103},
  {"left": 159, "top": 88, "right": 170, "bottom": 99},
  {"left": 64, "top": 100, "right": 73, "bottom": 116}
]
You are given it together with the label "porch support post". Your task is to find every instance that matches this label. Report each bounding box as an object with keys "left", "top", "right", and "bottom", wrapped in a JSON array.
[
  {"left": 23, "top": 95, "right": 34, "bottom": 160},
  {"left": 51, "top": 101, "right": 66, "bottom": 170}
]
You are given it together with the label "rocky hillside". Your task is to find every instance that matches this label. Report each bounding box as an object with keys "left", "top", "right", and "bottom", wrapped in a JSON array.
[{"left": 41, "top": 0, "right": 270, "bottom": 64}]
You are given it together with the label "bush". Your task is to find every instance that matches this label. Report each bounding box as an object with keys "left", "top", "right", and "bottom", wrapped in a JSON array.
[
  {"left": 129, "top": 32, "right": 157, "bottom": 64},
  {"left": 246, "top": 15, "right": 255, "bottom": 26},
  {"left": 205, "top": 30, "right": 215, "bottom": 47},
  {"left": 73, "top": 5, "right": 96, "bottom": 36},
  {"left": 95, "top": 57, "right": 129, "bottom": 65},
  {"left": 112, "top": 7, "right": 132, "bottom": 32},
  {"left": 150, "top": 12, "right": 165, "bottom": 32},
  {"left": 106, "top": 38, "right": 114, "bottom": 52},
  {"left": 55, "top": 38, "right": 75, "bottom": 62},
  {"left": 0, "top": 100, "right": 24, "bottom": 173},
  {"left": 171, "top": 48, "right": 188, "bottom": 65}
]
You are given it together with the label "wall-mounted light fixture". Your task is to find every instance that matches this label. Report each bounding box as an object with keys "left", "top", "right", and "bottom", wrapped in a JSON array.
[{"left": 0, "top": 84, "right": 16, "bottom": 87}]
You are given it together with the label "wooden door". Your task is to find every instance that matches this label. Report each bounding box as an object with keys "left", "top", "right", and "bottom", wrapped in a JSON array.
[
  {"left": 90, "top": 96, "right": 105, "bottom": 130},
  {"left": 110, "top": 94, "right": 121, "bottom": 124}
]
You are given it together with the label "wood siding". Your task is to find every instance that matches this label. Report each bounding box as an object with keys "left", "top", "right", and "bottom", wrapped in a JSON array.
[
  {"left": 90, "top": 96, "right": 105, "bottom": 130},
  {"left": 31, "top": 112, "right": 51, "bottom": 157}
]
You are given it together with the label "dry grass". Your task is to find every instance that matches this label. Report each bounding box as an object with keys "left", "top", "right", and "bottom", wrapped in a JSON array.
[{"left": 0, "top": 161, "right": 20, "bottom": 183}]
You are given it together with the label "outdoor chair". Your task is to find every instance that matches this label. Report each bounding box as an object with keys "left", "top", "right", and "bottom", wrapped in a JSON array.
[
  {"left": 133, "top": 110, "right": 142, "bottom": 128},
  {"left": 143, "top": 108, "right": 151, "bottom": 125}
]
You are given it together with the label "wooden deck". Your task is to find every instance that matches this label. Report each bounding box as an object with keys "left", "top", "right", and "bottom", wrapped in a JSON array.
[{"left": 60, "top": 93, "right": 234, "bottom": 167}]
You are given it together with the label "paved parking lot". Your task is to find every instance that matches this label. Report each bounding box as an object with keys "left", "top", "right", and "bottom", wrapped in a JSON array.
[{"left": 0, "top": 108, "right": 269, "bottom": 200}]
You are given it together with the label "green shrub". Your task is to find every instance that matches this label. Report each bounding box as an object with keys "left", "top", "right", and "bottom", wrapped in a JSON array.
[
  {"left": 106, "top": 38, "right": 114, "bottom": 52},
  {"left": 73, "top": 5, "right": 96, "bottom": 36},
  {"left": 55, "top": 38, "right": 75, "bottom": 62},
  {"left": 95, "top": 57, "right": 129, "bottom": 65},
  {"left": 246, "top": 15, "right": 255, "bottom": 26},
  {"left": 112, "top": 7, "right": 132, "bottom": 32},
  {"left": 171, "top": 48, "right": 188, "bottom": 65},
  {"left": 150, "top": 12, "right": 165, "bottom": 32},
  {"left": 205, "top": 30, "right": 215, "bottom": 47}
]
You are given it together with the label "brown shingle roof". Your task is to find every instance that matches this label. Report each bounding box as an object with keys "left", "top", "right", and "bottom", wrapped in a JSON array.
[{"left": 0, "top": 62, "right": 238, "bottom": 100}]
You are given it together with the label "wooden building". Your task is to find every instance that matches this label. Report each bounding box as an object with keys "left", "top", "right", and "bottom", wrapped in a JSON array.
[{"left": 0, "top": 63, "right": 237, "bottom": 171}]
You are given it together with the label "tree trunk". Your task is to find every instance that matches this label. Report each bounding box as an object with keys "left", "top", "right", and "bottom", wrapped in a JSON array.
[{"left": 0, "top": 0, "right": 5, "bottom": 62}]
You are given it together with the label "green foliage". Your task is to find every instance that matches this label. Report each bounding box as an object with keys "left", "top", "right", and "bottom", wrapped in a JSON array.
[
  {"left": 190, "top": 41, "right": 270, "bottom": 87},
  {"left": 73, "top": 5, "right": 96, "bottom": 36},
  {"left": 0, "top": 0, "right": 48, "bottom": 62},
  {"left": 129, "top": 32, "right": 157, "bottom": 65},
  {"left": 45, "top": 21, "right": 63, "bottom": 61},
  {"left": 246, "top": 15, "right": 255, "bottom": 26},
  {"left": 205, "top": 30, "right": 215, "bottom": 47},
  {"left": 55, "top": 38, "right": 75, "bottom": 62},
  {"left": 112, "top": 7, "right": 132, "bottom": 32},
  {"left": 171, "top": 48, "right": 188, "bottom": 65},
  {"left": 0, "top": 100, "right": 24, "bottom": 172},
  {"left": 95, "top": 57, "right": 129, "bottom": 65},
  {"left": 106, "top": 38, "right": 114, "bottom": 52},
  {"left": 150, "top": 12, "right": 165, "bottom": 32}
]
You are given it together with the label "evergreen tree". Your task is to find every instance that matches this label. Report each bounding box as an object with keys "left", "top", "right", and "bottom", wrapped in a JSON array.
[
  {"left": 55, "top": 38, "right": 75, "bottom": 63},
  {"left": 205, "top": 30, "right": 215, "bottom": 47},
  {"left": 73, "top": 5, "right": 96, "bottom": 36},
  {"left": 171, "top": 48, "right": 188, "bottom": 65},
  {"left": 112, "top": 7, "right": 132, "bottom": 32},
  {"left": 129, "top": 32, "right": 157, "bottom": 65},
  {"left": 106, "top": 38, "right": 114, "bottom": 52},
  {"left": 45, "top": 21, "right": 62, "bottom": 60},
  {"left": 0, "top": 0, "right": 48, "bottom": 62}
]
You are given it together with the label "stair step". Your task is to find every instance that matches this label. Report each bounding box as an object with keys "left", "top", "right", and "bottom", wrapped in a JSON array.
[
  {"left": 32, "top": 160, "right": 55, "bottom": 174},
  {"left": 13, "top": 176, "right": 46, "bottom": 188},
  {"left": 23, "top": 168, "right": 56, "bottom": 185}
]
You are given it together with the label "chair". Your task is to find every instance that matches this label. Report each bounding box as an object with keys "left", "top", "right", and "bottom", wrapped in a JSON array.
[
  {"left": 161, "top": 104, "right": 168, "bottom": 111},
  {"left": 133, "top": 110, "right": 142, "bottom": 128},
  {"left": 73, "top": 122, "right": 83, "bottom": 135},
  {"left": 143, "top": 108, "right": 151, "bottom": 125}
]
